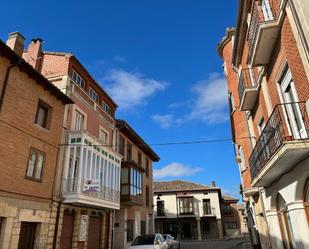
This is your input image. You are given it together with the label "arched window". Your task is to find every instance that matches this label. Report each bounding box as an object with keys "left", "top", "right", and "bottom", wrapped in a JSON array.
[{"left": 277, "top": 194, "right": 295, "bottom": 249}]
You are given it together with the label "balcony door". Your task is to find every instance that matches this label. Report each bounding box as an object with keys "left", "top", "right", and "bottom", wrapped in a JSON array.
[
  {"left": 261, "top": 0, "right": 274, "bottom": 21},
  {"left": 280, "top": 67, "right": 307, "bottom": 139}
]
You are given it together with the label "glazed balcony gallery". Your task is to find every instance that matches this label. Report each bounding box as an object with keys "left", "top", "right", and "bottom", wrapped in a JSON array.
[{"left": 63, "top": 131, "right": 122, "bottom": 209}]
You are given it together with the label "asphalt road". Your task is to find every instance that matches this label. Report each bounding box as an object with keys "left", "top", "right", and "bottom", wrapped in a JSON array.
[{"left": 179, "top": 238, "right": 253, "bottom": 249}]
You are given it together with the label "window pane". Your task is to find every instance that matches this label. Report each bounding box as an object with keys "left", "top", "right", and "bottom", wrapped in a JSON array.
[
  {"left": 36, "top": 105, "right": 47, "bottom": 127},
  {"left": 27, "top": 151, "right": 36, "bottom": 177},
  {"left": 35, "top": 153, "right": 44, "bottom": 179}
]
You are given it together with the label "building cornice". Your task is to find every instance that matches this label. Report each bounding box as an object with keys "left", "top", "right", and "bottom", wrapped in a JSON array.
[{"left": 217, "top": 27, "right": 236, "bottom": 58}]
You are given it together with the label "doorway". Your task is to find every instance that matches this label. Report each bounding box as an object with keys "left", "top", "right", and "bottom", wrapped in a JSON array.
[
  {"left": 183, "top": 222, "right": 191, "bottom": 238},
  {"left": 60, "top": 211, "right": 75, "bottom": 249},
  {"left": 17, "top": 222, "right": 37, "bottom": 249},
  {"left": 87, "top": 216, "right": 102, "bottom": 249}
]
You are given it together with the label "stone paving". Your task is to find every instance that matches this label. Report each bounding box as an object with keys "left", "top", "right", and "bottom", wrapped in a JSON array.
[{"left": 179, "top": 237, "right": 253, "bottom": 249}]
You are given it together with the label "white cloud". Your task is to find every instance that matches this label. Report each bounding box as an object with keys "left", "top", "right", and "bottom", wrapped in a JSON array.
[
  {"left": 153, "top": 162, "right": 203, "bottom": 179},
  {"left": 151, "top": 114, "right": 184, "bottom": 129},
  {"left": 152, "top": 73, "right": 228, "bottom": 128},
  {"left": 222, "top": 186, "right": 240, "bottom": 198},
  {"left": 188, "top": 73, "right": 228, "bottom": 123},
  {"left": 104, "top": 69, "right": 168, "bottom": 110}
]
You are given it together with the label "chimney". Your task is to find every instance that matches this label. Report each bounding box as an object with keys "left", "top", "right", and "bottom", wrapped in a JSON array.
[
  {"left": 27, "top": 38, "right": 43, "bottom": 69},
  {"left": 6, "top": 32, "right": 25, "bottom": 56},
  {"left": 211, "top": 181, "right": 216, "bottom": 187}
]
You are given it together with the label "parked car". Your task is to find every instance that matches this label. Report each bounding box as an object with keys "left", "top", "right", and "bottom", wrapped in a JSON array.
[
  {"left": 129, "top": 234, "right": 168, "bottom": 249},
  {"left": 163, "top": 234, "right": 180, "bottom": 249}
]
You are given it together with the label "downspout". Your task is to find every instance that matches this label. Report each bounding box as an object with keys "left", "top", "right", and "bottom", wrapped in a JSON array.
[{"left": 0, "top": 60, "right": 21, "bottom": 112}]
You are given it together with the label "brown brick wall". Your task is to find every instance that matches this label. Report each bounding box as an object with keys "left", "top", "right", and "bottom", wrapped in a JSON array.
[
  {"left": 222, "top": 37, "right": 253, "bottom": 190},
  {"left": 0, "top": 55, "right": 66, "bottom": 200}
]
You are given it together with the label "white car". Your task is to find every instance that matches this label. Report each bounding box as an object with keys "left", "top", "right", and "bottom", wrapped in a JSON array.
[
  {"left": 162, "top": 234, "right": 180, "bottom": 249},
  {"left": 129, "top": 234, "right": 168, "bottom": 249}
]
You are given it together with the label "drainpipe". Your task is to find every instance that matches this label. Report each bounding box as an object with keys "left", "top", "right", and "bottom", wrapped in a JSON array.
[
  {"left": 52, "top": 199, "right": 62, "bottom": 249},
  {"left": 0, "top": 60, "right": 21, "bottom": 112}
]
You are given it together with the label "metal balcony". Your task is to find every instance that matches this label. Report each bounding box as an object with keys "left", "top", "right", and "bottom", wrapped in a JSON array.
[
  {"left": 247, "top": 1, "right": 281, "bottom": 66},
  {"left": 249, "top": 102, "right": 309, "bottom": 187},
  {"left": 238, "top": 69, "right": 258, "bottom": 111},
  {"left": 63, "top": 178, "right": 120, "bottom": 208}
]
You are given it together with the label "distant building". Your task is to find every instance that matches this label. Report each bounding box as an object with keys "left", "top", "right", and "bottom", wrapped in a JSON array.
[
  {"left": 153, "top": 180, "right": 225, "bottom": 240},
  {"left": 222, "top": 196, "right": 248, "bottom": 237},
  {"left": 0, "top": 32, "right": 72, "bottom": 249},
  {"left": 114, "top": 120, "right": 160, "bottom": 249}
]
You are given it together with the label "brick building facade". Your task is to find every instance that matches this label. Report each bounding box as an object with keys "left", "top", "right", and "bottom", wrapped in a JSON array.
[
  {"left": 0, "top": 33, "right": 72, "bottom": 249},
  {"left": 22, "top": 38, "right": 122, "bottom": 249},
  {"left": 114, "top": 120, "right": 159, "bottom": 249},
  {"left": 218, "top": 0, "right": 309, "bottom": 248}
]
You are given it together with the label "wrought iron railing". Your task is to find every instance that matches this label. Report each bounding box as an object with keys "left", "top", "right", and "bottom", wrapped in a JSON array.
[
  {"left": 63, "top": 178, "right": 120, "bottom": 203},
  {"left": 249, "top": 102, "right": 309, "bottom": 180},
  {"left": 238, "top": 69, "right": 257, "bottom": 105},
  {"left": 157, "top": 208, "right": 165, "bottom": 217},
  {"left": 203, "top": 207, "right": 215, "bottom": 216},
  {"left": 247, "top": 1, "right": 277, "bottom": 64}
]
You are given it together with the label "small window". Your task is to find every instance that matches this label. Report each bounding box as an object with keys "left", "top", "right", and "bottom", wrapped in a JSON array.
[
  {"left": 74, "top": 110, "right": 85, "bottom": 131},
  {"left": 26, "top": 148, "right": 45, "bottom": 181},
  {"left": 71, "top": 70, "right": 85, "bottom": 88},
  {"left": 223, "top": 205, "right": 232, "bottom": 215},
  {"left": 127, "top": 142, "right": 132, "bottom": 162},
  {"left": 102, "top": 102, "right": 112, "bottom": 116},
  {"left": 145, "top": 157, "right": 149, "bottom": 177},
  {"left": 146, "top": 185, "right": 150, "bottom": 206},
  {"left": 35, "top": 100, "right": 51, "bottom": 129},
  {"left": 89, "top": 88, "right": 99, "bottom": 103},
  {"left": 100, "top": 129, "right": 108, "bottom": 144},
  {"left": 119, "top": 135, "right": 125, "bottom": 156},
  {"left": 224, "top": 222, "right": 237, "bottom": 229},
  {"left": 203, "top": 199, "right": 212, "bottom": 215},
  {"left": 138, "top": 151, "right": 142, "bottom": 167}
]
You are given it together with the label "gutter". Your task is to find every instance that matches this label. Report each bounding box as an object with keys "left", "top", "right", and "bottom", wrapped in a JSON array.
[{"left": 0, "top": 59, "right": 21, "bottom": 112}]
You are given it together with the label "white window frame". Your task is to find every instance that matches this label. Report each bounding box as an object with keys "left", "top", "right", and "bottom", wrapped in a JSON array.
[
  {"left": 71, "top": 70, "right": 85, "bottom": 88},
  {"left": 89, "top": 87, "right": 99, "bottom": 103},
  {"left": 277, "top": 62, "right": 307, "bottom": 139},
  {"left": 99, "top": 126, "right": 109, "bottom": 145},
  {"left": 72, "top": 107, "right": 87, "bottom": 131}
]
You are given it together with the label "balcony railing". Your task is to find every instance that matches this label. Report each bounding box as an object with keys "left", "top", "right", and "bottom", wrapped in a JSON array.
[
  {"left": 63, "top": 178, "right": 120, "bottom": 203},
  {"left": 157, "top": 208, "right": 165, "bottom": 217},
  {"left": 203, "top": 207, "right": 215, "bottom": 216},
  {"left": 247, "top": 0, "right": 280, "bottom": 65},
  {"left": 249, "top": 102, "right": 309, "bottom": 180},
  {"left": 238, "top": 69, "right": 258, "bottom": 110}
]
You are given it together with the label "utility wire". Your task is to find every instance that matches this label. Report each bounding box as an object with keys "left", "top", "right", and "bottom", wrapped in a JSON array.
[{"left": 60, "top": 136, "right": 253, "bottom": 147}]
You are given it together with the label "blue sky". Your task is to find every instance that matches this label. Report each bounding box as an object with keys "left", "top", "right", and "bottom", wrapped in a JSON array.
[{"left": 1, "top": 0, "right": 240, "bottom": 197}]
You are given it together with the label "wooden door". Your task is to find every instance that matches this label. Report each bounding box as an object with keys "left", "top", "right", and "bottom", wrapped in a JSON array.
[
  {"left": 87, "top": 216, "right": 102, "bottom": 249},
  {"left": 18, "top": 222, "right": 37, "bottom": 249},
  {"left": 103, "top": 212, "right": 110, "bottom": 249},
  {"left": 60, "top": 212, "right": 74, "bottom": 249}
]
